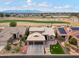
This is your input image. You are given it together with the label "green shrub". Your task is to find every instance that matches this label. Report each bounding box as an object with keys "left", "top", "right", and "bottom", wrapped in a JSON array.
[
  {"left": 9, "top": 21, "right": 17, "bottom": 27},
  {"left": 64, "top": 42, "right": 70, "bottom": 47},
  {"left": 5, "top": 43, "right": 11, "bottom": 51},
  {"left": 14, "top": 46, "right": 20, "bottom": 53},
  {"left": 69, "top": 38, "right": 77, "bottom": 45}
]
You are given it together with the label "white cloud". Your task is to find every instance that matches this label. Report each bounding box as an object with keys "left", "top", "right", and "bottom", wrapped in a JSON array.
[
  {"left": 24, "top": 0, "right": 50, "bottom": 10},
  {"left": 0, "top": 6, "right": 27, "bottom": 11},
  {"left": 4, "top": 1, "right": 12, "bottom": 5},
  {"left": 38, "top": 2, "right": 49, "bottom": 8},
  {"left": 54, "top": 5, "right": 71, "bottom": 9},
  {"left": 1, "top": 0, "right": 13, "bottom": 5},
  {"left": 63, "top": 5, "right": 71, "bottom": 8},
  {"left": 26, "top": 0, "right": 32, "bottom": 5},
  {"left": 27, "top": 0, "right": 32, "bottom": 3},
  {"left": 0, "top": 0, "right": 77, "bottom": 12}
]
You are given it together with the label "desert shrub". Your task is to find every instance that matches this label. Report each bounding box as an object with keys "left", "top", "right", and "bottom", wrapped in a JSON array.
[
  {"left": 69, "top": 38, "right": 77, "bottom": 45},
  {"left": 5, "top": 43, "right": 11, "bottom": 51},
  {"left": 14, "top": 46, "right": 20, "bottom": 53},
  {"left": 9, "top": 21, "right": 17, "bottom": 27}
]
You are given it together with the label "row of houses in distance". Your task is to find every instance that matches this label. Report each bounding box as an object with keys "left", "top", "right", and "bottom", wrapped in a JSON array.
[{"left": 0, "top": 13, "right": 79, "bottom": 22}]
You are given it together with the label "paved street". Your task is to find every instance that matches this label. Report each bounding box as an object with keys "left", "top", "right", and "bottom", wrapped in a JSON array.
[{"left": 27, "top": 45, "right": 44, "bottom": 55}]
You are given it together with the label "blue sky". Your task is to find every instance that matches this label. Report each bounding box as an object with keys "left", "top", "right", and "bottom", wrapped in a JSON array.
[{"left": 0, "top": 0, "right": 79, "bottom": 12}]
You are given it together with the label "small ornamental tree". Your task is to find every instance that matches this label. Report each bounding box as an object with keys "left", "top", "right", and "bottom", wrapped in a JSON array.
[
  {"left": 21, "top": 35, "right": 27, "bottom": 42},
  {"left": 9, "top": 21, "right": 17, "bottom": 27}
]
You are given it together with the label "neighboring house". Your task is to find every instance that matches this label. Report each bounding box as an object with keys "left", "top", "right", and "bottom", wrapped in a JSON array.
[
  {"left": 57, "top": 26, "right": 79, "bottom": 46},
  {"left": 0, "top": 27, "right": 26, "bottom": 51}
]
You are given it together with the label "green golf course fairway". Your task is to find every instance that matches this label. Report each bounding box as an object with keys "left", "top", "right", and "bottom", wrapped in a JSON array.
[{"left": 0, "top": 20, "right": 70, "bottom": 24}]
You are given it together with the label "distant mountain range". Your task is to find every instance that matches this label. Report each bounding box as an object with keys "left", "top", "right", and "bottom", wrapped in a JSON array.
[
  {"left": 0, "top": 10, "right": 42, "bottom": 13},
  {"left": 1, "top": 10, "right": 78, "bottom": 13}
]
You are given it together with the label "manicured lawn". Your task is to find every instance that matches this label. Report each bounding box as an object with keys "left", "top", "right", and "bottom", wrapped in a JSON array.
[
  {"left": 50, "top": 43, "right": 64, "bottom": 54},
  {"left": 0, "top": 20, "right": 70, "bottom": 24}
]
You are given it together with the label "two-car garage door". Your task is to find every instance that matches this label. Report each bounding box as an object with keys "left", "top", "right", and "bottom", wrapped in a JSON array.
[{"left": 27, "top": 45, "right": 44, "bottom": 55}]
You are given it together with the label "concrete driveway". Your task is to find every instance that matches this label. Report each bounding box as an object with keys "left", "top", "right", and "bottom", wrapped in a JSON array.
[{"left": 27, "top": 45, "right": 44, "bottom": 55}]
